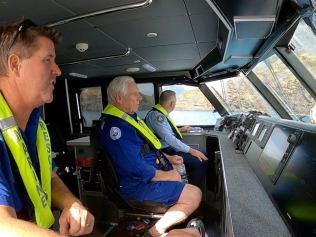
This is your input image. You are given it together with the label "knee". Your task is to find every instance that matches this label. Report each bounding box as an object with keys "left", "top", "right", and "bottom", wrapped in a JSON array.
[
  {"left": 201, "top": 159, "right": 208, "bottom": 170},
  {"left": 190, "top": 184, "right": 202, "bottom": 205},
  {"left": 181, "top": 184, "right": 202, "bottom": 208},
  {"left": 167, "top": 228, "right": 200, "bottom": 237},
  {"left": 186, "top": 156, "right": 208, "bottom": 171}
]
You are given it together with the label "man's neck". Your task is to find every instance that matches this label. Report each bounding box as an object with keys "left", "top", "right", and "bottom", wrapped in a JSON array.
[
  {"left": 160, "top": 103, "right": 171, "bottom": 114},
  {"left": 0, "top": 81, "right": 32, "bottom": 131},
  {"left": 111, "top": 102, "right": 134, "bottom": 115}
]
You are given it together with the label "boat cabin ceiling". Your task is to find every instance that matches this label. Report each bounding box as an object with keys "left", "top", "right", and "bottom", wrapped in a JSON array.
[
  {"left": 0, "top": 0, "right": 314, "bottom": 83},
  {"left": 1, "top": 1, "right": 316, "bottom": 236}
]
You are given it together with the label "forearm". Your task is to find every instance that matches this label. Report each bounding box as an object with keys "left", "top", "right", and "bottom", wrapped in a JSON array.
[
  {"left": 51, "top": 172, "right": 81, "bottom": 210},
  {"left": 162, "top": 153, "right": 182, "bottom": 166},
  {"left": 152, "top": 170, "right": 180, "bottom": 182},
  {"left": 179, "top": 126, "right": 191, "bottom": 132},
  {"left": 0, "top": 206, "right": 63, "bottom": 237},
  {"left": 0, "top": 217, "right": 63, "bottom": 237},
  {"left": 51, "top": 173, "right": 95, "bottom": 236},
  {"left": 165, "top": 134, "right": 190, "bottom": 152},
  {"left": 152, "top": 170, "right": 172, "bottom": 181},
  {"left": 162, "top": 153, "right": 173, "bottom": 163}
]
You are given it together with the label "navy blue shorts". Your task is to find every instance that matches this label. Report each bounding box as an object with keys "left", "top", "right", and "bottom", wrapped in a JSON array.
[{"left": 123, "top": 181, "right": 185, "bottom": 207}]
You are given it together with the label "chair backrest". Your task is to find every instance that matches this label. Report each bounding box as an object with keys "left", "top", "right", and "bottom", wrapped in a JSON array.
[
  {"left": 46, "top": 122, "right": 67, "bottom": 153},
  {"left": 97, "top": 150, "right": 133, "bottom": 209},
  {"left": 90, "top": 119, "right": 132, "bottom": 209}
]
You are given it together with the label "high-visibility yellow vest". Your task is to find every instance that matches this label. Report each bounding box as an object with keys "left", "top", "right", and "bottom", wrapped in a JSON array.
[
  {"left": 0, "top": 92, "right": 54, "bottom": 228},
  {"left": 102, "top": 104, "right": 162, "bottom": 150},
  {"left": 153, "top": 104, "right": 183, "bottom": 139}
]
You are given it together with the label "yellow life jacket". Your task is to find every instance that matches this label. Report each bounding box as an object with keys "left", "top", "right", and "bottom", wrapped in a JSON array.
[
  {"left": 102, "top": 104, "right": 162, "bottom": 150},
  {"left": 0, "top": 92, "right": 54, "bottom": 228},
  {"left": 153, "top": 104, "right": 183, "bottom": 139}
]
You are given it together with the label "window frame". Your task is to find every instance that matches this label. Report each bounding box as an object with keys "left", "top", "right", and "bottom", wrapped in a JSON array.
[{"left": 251, "top": 51, "right": 316, "bottom": 122}]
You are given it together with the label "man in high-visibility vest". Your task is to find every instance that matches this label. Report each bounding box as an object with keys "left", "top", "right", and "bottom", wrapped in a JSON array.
[
  {"left": 100, "top": 76, "right": 202, "bottom": 237},
  {"left": 0, "top": 19, "right": 94, "bottom": 236},
  {"left": 146, "top": 90, "right": 208, "bottom": 187}
]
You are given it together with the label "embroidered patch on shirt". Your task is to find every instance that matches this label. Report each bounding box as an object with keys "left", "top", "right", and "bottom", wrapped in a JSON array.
[
  {"left": 156, "top": 114, "right": 164, "bottom": 123},
  {"left": 110, "top": 127, "right": 121, "bottom": 140}
]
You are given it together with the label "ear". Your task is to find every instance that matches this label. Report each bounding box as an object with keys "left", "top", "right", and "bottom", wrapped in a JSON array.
[
  {"left": 116, "top": 93, "right": 123, "bottom": 104},
  {"left": 7, "top": 54, "right": 21, "bottom": 77}
]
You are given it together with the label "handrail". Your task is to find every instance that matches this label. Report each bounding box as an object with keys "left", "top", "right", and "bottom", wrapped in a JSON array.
[
  {"left": 46, "top": 0, "right": 153, "bottom": 27},
  {"left": 59, "top": 48, "right": 131, "bottom": 66}
]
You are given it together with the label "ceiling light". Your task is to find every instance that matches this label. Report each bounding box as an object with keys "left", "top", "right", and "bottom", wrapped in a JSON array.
[
  {"left": 126, "top": 67, "right": 140, "bottom": 73},
  {"left": 142, "top": 64, "right": 157, "bottom": 72},
  {"left": 146, "top": 32, "right": 158, "bottom": 38},
  {"left": 69, "top": 72, "right": 88, "bottom": 78}
]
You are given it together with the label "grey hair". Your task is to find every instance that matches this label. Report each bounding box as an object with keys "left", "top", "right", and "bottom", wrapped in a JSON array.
[
  {"left": 159, "top": 90, "right": 176, "bottom": 105},
  {"left": 107, "top": 75, "right": 135, "bottom": 103}
]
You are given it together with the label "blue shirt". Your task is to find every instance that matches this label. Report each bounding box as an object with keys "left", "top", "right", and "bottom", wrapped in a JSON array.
[
  {"left": 0, "top": 109, "right": 42, "bottom": 212},
  {"left": 146, "top": 110, "right": 190, "bottom": 153},
  {"left": 100, "top": 114, "right": 159, "bottom": 198}
]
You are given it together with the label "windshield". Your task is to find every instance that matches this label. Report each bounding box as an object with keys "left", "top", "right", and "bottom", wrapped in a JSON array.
[
  {"left": 206, "top": 74, "right": 279, "bottom": 117},
  {"left": 162, "top": 85, "right": 219, "bottom": 125},
  {"left": 253, "top": 54, "right": 316, "bottom": 123},
  {"left": 290, "top": 19, "right": 316, "bottom": 80}
]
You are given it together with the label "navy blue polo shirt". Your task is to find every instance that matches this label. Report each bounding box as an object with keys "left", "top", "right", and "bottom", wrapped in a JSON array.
[
  {"left": 0, "top": 109, "right": 42, "bottom": 212},
  {"left": 100, "top": 113, "right": 184, "bottom": 207}
]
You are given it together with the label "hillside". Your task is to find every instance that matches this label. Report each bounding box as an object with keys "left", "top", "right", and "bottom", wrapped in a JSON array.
[{"left": 176, "top": 89, "right": 214, "bottom": 111}]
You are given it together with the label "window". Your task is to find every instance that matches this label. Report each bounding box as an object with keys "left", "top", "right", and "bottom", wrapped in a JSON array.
[
  {"left": 312, "top": 12, "right": 316, "bottom": 29},
  {"left": 138, "top": 83, "right": 155, "bottom": 119},
  {"left": 253, "top": 54, "right": 316, "bottom": 123},
  {"left": 252, "top": 123, "right": 260, "bottom": 136},
  {"left": 206, "top": 74, "right": 278, "bottom": 117},
  {"left": 79, "top": 87, "right": 103, "bottom": 127},
  {"left": 162, "top": 85, "right": 218, "bottom": 125},
  {"left": 290, "top": 19, "right": 316, "bottom": 80},
  {"left": 258, "top": 127, "right": 267, "bottom": 142}
]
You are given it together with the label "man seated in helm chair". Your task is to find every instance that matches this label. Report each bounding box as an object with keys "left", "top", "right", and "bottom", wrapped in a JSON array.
[
  {"left": 145, "top": 90, "right": 208, "bottom": 188},
  {"left": 100, "top": 76, "right": 202, "bottom": 237},
  {"left": 0, "top": 19, "right": 94, "bottom": 236}
]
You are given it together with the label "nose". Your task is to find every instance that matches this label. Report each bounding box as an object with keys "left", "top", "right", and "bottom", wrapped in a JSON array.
[{"left": 52, "top": 62, "right": 62, "bottom": 76}]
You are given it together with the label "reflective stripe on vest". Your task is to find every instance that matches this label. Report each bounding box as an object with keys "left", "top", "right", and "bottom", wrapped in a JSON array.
[
  {"left": 102, "top": 104, "right": 162, "bottom": 150},
  {"left": 153, "top": 104, "right": 183, "bottom": 139},
  {"left": 0, "top": 92, "right": 54, "bottom": 228}
]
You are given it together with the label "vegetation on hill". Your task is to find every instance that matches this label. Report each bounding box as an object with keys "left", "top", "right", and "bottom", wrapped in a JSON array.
[{"left": 175, "top": 89, "right": 214, "bottom": 111}]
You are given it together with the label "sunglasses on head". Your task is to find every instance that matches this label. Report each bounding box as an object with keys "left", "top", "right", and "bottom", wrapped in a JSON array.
[{"left": 8, "top": 19, "right": 36, "bottom": 51}]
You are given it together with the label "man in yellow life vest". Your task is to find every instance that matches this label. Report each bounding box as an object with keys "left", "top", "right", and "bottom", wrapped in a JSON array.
[
  {"left": 145, "top": 90, "right": 208, "bottom": 188},
  {"left": 100, "top": 76, "right": 202, "bottom": 237},
  {"left": 0, "top": 19, "right": 94, "bottom": 236}
]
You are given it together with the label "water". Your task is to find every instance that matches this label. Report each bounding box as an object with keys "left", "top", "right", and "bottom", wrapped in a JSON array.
[
  {"left": 169, "top": 110, "right": 220, "bottom": 126},
  {"left": 82, "top": 110, "right": 220, "bottom": 127},
  {"left": 138, "top": 110, "right": 220, "bottom": 125}
]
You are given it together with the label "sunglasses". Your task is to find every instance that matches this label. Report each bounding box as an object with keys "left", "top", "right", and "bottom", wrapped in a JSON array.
[{"left": 8, "top": 19, "right": 36, "bottom": 51}]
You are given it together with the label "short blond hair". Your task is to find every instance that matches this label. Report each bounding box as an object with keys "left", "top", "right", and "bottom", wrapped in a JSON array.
[{"left": 0, "top": 19, "right": 61, "bottom": 76}]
